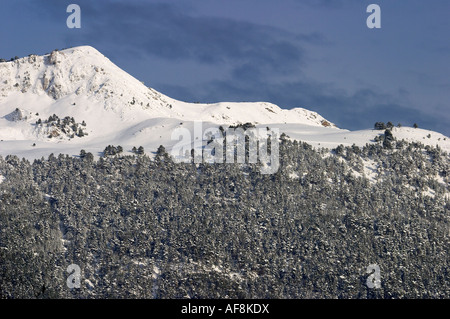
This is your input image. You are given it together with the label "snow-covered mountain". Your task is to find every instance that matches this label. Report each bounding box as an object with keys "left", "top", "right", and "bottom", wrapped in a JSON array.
[{"left": 0, "top": 46, "right": 448, "bottom": 159}]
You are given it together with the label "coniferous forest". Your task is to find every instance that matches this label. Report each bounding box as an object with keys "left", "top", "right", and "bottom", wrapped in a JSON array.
[{"left": 0, "top": 136, "right": 449, "bottom": 299}]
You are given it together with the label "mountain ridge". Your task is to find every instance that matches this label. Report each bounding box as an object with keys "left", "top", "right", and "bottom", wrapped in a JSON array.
[
  {"left": 0, "top": 45, "right": 449, "bottom": 159},
  {"left": 0, "top": 46, "right": 335, "bottom": 126}
]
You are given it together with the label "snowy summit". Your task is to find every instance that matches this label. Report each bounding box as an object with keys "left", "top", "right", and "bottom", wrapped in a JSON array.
[{"left": 0, "top": 46, "right": 448, "bottom": 159}]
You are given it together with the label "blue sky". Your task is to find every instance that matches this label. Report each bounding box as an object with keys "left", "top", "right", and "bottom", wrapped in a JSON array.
[{"left": 1, "top": 0, "right": 449, "bottom": 135}]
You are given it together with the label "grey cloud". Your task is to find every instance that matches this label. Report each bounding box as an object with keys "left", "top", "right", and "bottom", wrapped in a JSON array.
[
  {"left": 54, "top": 1, "right": 314, "bottom": 75},
  {"left": 296, "top": 0, "right": 347, "bottom": 9}
]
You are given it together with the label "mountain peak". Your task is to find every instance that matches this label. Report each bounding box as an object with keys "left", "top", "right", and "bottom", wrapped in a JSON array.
[
  {"left": 64, "top": 45, "right": 103, "bottom": 54},
  {"left": 0, "top": 45, "right": 176, "bottom": 116},
  {"left": 2, "top": 45, "right": 447, "bottom": 160},
  {"left": 46, "top": 46, "right": 105, "bottom": 64},
  {"left": 0, "top": 46, "right": 337, "bottom": 126}
]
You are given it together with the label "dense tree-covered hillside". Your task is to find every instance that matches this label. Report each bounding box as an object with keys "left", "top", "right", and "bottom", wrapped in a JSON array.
[{"left": 0, "top": 137, "right": 449, "bottom": 298}]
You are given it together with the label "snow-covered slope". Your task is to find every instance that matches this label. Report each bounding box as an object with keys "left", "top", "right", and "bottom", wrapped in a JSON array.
[{"left": 0, "top": 46, "right": 448, "bottom": 160}]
